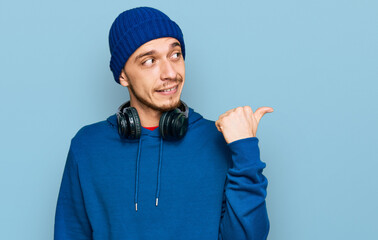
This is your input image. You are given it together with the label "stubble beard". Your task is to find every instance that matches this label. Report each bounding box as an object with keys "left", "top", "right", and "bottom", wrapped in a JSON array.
[{"left": 128, "top": 76, "right": 184, "bottom": 112}]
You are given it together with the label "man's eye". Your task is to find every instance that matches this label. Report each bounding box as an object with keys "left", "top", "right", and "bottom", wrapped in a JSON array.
[
  {"left": 143, "top": 59, "right": 154, "bottom": 65},
  {"left": 172, "top": 52, "right": 182, "bottom": 59}
]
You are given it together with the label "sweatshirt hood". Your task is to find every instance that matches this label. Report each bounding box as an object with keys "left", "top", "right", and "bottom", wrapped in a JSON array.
[{"left": 106, "top": 105, "right": 203, "bottom": 211}]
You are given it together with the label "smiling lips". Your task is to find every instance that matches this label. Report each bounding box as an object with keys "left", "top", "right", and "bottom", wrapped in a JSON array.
[{"left": 156, "top": 85, "right": 178, "bottom": 95}]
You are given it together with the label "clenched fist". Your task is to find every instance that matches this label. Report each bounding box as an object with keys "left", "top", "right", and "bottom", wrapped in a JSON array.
[{"left": 215, "top": 106, "right": 274, "bottom": 144}]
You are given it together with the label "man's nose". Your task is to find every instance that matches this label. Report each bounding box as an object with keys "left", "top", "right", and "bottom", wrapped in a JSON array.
[{"left": 160, "top": 59, "right": 177, "bottom": 80}]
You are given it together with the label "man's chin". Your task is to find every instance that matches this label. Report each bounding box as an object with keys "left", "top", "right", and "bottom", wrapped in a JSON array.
[
  {"left": 156, "top": 99, "right": 182, "bottom": 112},
  {"left": 160, "top": 104, "right": 181, "bottom": 112}
]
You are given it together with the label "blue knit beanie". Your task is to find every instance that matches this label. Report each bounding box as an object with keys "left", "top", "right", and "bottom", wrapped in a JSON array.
[{"left": 109, "top": 7, "right": 186, "bottom": 84}]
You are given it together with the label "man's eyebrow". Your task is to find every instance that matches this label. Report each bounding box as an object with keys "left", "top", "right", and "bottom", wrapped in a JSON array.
[
  {"left": 171, "top": 41, "right": 181, "bottom": 49},
  {"left": 134, "top": 41, "right": 181, "bottom": 63},
  {"left": 134, "top": 50, "right": 157, "bottom": 63}
]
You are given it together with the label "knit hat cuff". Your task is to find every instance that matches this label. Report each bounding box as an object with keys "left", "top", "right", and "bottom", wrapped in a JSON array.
[{"left": 110, "top": 18, "right": 185, "bottom": 83}]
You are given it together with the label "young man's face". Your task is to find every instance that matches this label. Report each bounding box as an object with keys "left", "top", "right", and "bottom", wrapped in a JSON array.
[{"left": 119, "top": 37, "right": 185, "bottom": 112}]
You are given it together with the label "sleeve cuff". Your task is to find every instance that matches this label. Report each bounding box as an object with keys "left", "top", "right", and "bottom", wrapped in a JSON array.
[{"left": 226, "top": 137, "right": 261, "bottom": 169}]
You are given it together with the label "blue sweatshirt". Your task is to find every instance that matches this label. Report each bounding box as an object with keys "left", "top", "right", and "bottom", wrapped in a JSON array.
[{"left": 54, "top": 107, "right": 269, "bottom": 239}]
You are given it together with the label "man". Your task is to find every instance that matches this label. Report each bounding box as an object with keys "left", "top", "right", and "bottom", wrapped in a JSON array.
[{"left": 54, "top": 6, "right": 273, "bottom": 240}]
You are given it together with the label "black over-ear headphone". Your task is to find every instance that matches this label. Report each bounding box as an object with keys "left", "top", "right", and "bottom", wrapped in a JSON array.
[{"left": 116, "top": 100, "right": 189, "bottom": 140}]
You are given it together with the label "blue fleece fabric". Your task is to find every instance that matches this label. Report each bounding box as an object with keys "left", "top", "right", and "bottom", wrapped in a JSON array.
[{"left": 54, "top": 107, "right": 269, "bottom": 239}]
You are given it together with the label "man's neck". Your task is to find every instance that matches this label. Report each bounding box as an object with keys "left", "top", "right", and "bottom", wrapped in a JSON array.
[{"left": 130, "top": 101, "right": 162, "bottom": 127}]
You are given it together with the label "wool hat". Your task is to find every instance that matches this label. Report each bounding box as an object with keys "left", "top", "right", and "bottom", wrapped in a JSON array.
[{"left": 109, "top": 6, "right": 186, "bottom": 84}]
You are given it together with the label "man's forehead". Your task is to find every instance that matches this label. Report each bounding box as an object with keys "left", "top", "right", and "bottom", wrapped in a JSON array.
[
  {"left": 131, "top": 37, "right": 181, "bottom": 62},
  {"left": 137, "top": 37, "right": 180, "bottom": 50}
]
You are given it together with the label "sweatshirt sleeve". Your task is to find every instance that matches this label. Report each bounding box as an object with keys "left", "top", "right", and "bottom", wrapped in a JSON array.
[
  {"left": 54, "top": 144, "right": 93, "bottom": 240},
  {"left": 218, "top": 137, "right": 270, "bottom": 240}
]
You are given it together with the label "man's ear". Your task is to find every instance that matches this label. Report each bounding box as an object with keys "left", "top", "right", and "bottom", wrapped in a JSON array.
[{"left": 119, "top": 68, "right": 129, "bottom": 87}]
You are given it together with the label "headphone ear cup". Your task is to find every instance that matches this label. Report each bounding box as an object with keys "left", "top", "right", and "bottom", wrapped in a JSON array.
[
  {"left": 129, "top": 107, "right": 141, "bottom": 139},
  {"left": 171, "top": 112, "right": 188, "bottom": 139},
  {"left": 125, "top": 107, "right": 141, "bottom": 139},
  {"left": 117, "top": 112, "right": 129, "bottom": 138},
  {"left": 165, "top": 111, "right": 178, "bottom": 139},
  {"left": 160, "top": 109, "right": 188, "bottom": 140},
  {"left": 159, "top": 111, "right": 171, "bottom": 140}
]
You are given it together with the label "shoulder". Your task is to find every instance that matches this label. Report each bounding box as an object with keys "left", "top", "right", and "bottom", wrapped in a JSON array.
[
  {"left": 186, "top": 113, "right": 232, "bottom": 168},
  {"left": 189, "top": 114, "right": 227, "bottom": 147},
  {"left": 70, "top": 115, "right": 116, "bottom": 151}
]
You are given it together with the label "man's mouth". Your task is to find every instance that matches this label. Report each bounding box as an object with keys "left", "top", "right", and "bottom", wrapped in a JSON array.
[{"left": 156, "top": 85, "right": 178, "bottom": 94}]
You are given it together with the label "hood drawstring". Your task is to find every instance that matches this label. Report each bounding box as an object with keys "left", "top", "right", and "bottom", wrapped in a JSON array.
[
  {"left": 134, "top": 136, "right": 164, "bottom": 212},
  {"left": 134, "top": 137, "right": 142, "bottom": 211},
  {"left": 155, "top": 137, "right": 163, "bottom": 207}
]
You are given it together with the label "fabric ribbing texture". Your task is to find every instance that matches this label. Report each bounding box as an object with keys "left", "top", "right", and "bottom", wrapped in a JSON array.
[{"left": 109, "top": 6, "right": 186, "bottom": 84}]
